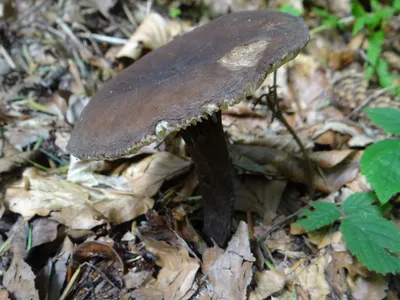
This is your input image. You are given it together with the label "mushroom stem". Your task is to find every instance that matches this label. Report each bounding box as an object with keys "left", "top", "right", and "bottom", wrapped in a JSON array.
[{"left": 181, "top": 111, "right": 234, "bottom": 247}]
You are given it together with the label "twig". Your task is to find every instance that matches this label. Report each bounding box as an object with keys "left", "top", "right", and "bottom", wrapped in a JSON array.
[
  {"left": 78, "top": 33, "right": 127, "bottom": 45},
  {"left": 259, "top": 72, "right": 315, "bottom": 195},
  {"left": 346, "top": 85, "right": 395, "bottom": 118},
  {"left": 257, "top": 202, "right": 312, "bottom": 243},
  {"left": 0, "top": 45, "right": 16, "bottom": 70}
]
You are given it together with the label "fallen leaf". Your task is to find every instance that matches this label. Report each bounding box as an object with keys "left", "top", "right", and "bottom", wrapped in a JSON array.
[
  {"left": 132, "top": 237, "right": 200, "bottom": 300},
  {"left": 310, "top": 150, "right": 354, "bottom": 168},
  {"left": 349, "top": 274, "right": 388, "bottom": 300},
  {"left": 122, "top": 152, "right": 191, "bottom": 197},
  {"left": 202, "top": 221, "right": 255, "bottom": 300},
  {"left": 5, "top": 168, "right": 105, "bottom": 229},
  {"left": 117, "top": 13, "right": 192, "bottom": 60},
  {"left": 31, "top": 218, "right": 59, "bottom": 248},
  {"left": 292, "top": 254, "right": 331, "bottom": 300},
  {"left": 3, "top": 257, "right": 39, "bottom": 300},
  {"left": 253, "top": 270, "right": 286, "bottom": 299}
]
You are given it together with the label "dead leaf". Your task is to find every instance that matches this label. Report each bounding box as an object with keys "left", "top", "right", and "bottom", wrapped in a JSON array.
[
  {"left": 3, "top": 257, "right": 39, "bottom": 300},
  {"left": 292, "top": 254, "right": 331, "bottom": 300},
  {"left": 310, "top": 150, "right": 354, "bottom": 168},
  {"left": 8, "top": 216, "right": 27, "bottom": 260},
  {"left": 4, "top": 118, "right": 52, "bottom": 149},
  {"left": 349, "top": 274, "right": 388, "bottom": 300},
  {"left": 202, "top": 0, "right": 258, "bottom": 17},
  {"left": 122, "top": 152, "right": 191, "bottom": 197},
  {"left": 123, "top": 270, "right": 150, "bottom": 290},
  {"left": 252, "top": 270, "right": 286, "bottom": 299},
  {"left": 202, "top": 221, "right": 255, "bottom": 300},
  {"left": 117, "top": 13, "right": 192, "bottom": 60},
  {"left": 4, "top": 168, "right": 105, "bottom": 229},
  {"left": 132, "top": 237, "right": 200, "bottom": 300},
  {"left": 31, "top": 218, "right": 59, "bottom": 248}
]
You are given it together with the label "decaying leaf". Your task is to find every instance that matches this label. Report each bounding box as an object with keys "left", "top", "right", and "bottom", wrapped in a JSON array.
[
  {"left": 290, "top": 254, "right": 331, "bottom": 300},
  {"left": 201, "top": 221, "right": 255, "bottom": 300},
  {"left": 117, "top": 13, "right": 192, "bottom": 60},
  {"left": 349, "top": 273, "right": 388, "bottom": 300},
  {"left": 31, "top": 218, "right": 59, "bottom": 248},
  {"left": 131, "top": 237, "right": 200, "bottom": 300},
  {"left": 122, "top": 151, "right": 191, "bottom": 197},
  {"left": 4, "top": 168, "right": 154, "bottom": 229},
  {"left": 252, "top": 270, "right": 286, "bottom": 299},
  {"left": 3, "top": 257, "right": 39, "bottom": 300}
]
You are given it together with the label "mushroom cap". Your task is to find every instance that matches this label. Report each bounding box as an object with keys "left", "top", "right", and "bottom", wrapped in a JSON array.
[{"left": 67, "top": 9, "right": 309, "bottom": 160}]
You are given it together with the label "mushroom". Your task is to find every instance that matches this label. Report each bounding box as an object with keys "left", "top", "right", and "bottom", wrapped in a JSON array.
[{"left": 67, "top": 10, "right": 309, "bottom": 247}]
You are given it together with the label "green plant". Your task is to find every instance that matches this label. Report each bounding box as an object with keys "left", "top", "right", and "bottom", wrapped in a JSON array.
[
  {"left": 296, "top": 107, "right": 400, "bottom": 274},
  {"left": 312, "top": 0, "right": 400, "bottom": 95}
]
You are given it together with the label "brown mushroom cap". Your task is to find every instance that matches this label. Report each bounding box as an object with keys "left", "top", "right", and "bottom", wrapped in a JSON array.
[{"left": 67, "top": 9, "right": 309, "bottom": 159}]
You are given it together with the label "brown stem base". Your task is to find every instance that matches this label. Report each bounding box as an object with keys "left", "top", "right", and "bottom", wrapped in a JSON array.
[{"left": 181, "top": 111, "right": 234, "bottom": 247}]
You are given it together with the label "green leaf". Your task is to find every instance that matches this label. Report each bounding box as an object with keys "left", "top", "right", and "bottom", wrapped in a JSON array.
[
  {"left": 365, "top": 107, "right": 400, "bottom": 134},
  {"left": 279, "top": 4, "right": 302, "bottom": 16},
  {"left": 367, "top": 31, "right": 384, "bottom": 66},
  {"left": 352, "top": 17, "right": 366, "bottom": 35},
  {"left": 395, "top": 0, "right": 400, "bottom": 11},
  {"left": 169, "top": 7, "right": 181, "bottom": 19},
  {"left": 351, "top": 0, "right": 366, "bottom": 17},
  {"left": 296, "top": 202, "right": 341, "bottom": 231},
  {"left": 360, "top": 139, "right": 400, "bottom": 203},
  {"left": 343, "top": 192, "right": 382, "bottom": 216},
  {"left": 341, "top": 214, "right": 400, "bottom": 274},
  {"left": 376, "top": 59, "right": 394, "bottom": 88},
  {"left": 313, "top": 8, "right": 342, "bottom": 29}
]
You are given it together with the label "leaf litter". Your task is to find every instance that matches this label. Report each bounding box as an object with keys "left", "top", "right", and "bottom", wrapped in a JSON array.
[{"left": 0, "top": 0, "right": 399, "bottom": 299}]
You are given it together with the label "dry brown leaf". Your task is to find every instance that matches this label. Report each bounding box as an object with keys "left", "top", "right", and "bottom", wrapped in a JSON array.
[
  {"left": 8, "top": 216, "right": 27, "bottom": 260},
  {"left": 4, "top": 118, "right": 52, "bottom": 149},
  {"left": 122, "top": 152, "right": 191, "bottom": 197},
  {"left": 310, "top": 150, "right": 354, "bottom": 168},
  {"left": 93, "top": 190, "right": 154, "bottom": 224},
  {"left": 132, "top": 237, "right": 200, "bottom": 300},
  {"left": 31, "top": 218, "right": 59, "bottom": 248},
  {"left": 67, "top": 156, "right": 133, "bottom": 191},
  {"left": 234, "top": 176, "right": 286, "bottom": 223},
  {"left": 201, "top": 221, "right": 255, "bottom": 300},
  {"left": 4, "top": 168, "right": 105, "bottom": 229},
  {"left": 0, "top": 289, "right": 10, "bottom": 300},
  {"left": 317, "top": 230, "right": 347, "bottom": 251},
  {"left": 202, "top": 0, "right": 258, "bottom": 17},
  {"left": 117, "top": 13, "right": 192, "bottom": 60},
  {"left": 5, "top": 168, "right": 154, "bottom": 229},
  {"left": 2, "top": 257, "right": 39, "bottom": 300},
  {"left": 349, "top": 274, "right": 388, "bottom": 300},
  {"left": 123, "top": 270, "right": 150, "bottom": 290},
  {"left": 252, "top": 270, "right": 286, "bottom": 299},
  {"left": 291, "top": 254, "right": 331, "bottom": 300},
  {"left": 229, "top": 133, "right": 314, "bottom": 155}
]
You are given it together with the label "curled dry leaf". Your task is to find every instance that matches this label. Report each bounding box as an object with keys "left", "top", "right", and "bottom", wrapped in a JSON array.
[
  {"left": 122, "top": 151, "right": 191, "bottom": 197},
  {"left": 67, "top": 156, "right": 133, "bottom": 191},
  {"left": 2, "top": 257, "right": 39, "bottom": 300},
  {"left": 201, "top": 221, "right": 255, "bottom": 300},
  {"left": 5, "top": 168, "right": 153, "bottom": 229},
  {"left": 131, "top": 237, "right": 200, "bottom": 300},
  {"left": 117, "top": 13, "right": 192, "bottom": 60}
]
